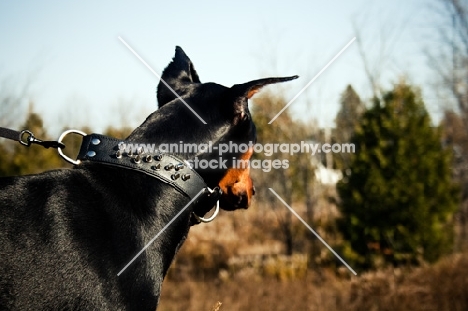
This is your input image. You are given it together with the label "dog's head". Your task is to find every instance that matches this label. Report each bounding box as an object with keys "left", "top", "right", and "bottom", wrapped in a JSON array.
[{"left": 129, "top": 47, "right": 297, "bottom": 210}]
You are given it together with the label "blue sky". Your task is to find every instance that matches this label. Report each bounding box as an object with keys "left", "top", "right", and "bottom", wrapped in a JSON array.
[{"left": 0, "top": 0, "right": 440, "bottom": 136}]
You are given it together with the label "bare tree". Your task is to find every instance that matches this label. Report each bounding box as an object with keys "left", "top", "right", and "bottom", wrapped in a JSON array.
[
  {"left": 429, "top": 0, "right": 468, "bottom": 251},
  {"left": 352, "top": 4, "right": 414, "bottom": 99},
  {"left": 251, "top": 92, "right": 317, "bottom": 256},
  {"left": 430, "top": 0, "right": 468, "bottom": 120},
  {"left": 0, "top": 75, "right": 32, "bottom": 128}
]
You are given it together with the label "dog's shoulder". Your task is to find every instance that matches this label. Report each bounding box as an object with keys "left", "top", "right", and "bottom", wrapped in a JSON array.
[{"left": 0, "top": 168, "right": 92, "bottom": 207}]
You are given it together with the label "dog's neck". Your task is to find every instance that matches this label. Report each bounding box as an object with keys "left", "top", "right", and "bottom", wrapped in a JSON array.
[
  {"left": 126, "top": 109, "right": 234, "bottom": 188},
  {"left": 76, "top": 133, "right": 222, "bottom": 225}
]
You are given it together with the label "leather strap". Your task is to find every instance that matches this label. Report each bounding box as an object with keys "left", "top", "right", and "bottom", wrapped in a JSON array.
[
  {"left": 77, "top": 134, "right": 208, "bottom": 200},
  {"left": 76, "top": 134, "right": 223, "bottom": 225},
  {"left": 0, "top": 127, "right": 21, "bottom": 141}
]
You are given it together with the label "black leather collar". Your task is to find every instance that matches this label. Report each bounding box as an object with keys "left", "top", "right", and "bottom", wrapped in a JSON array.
[{"left": 76, "top": 134, "right": 221, "bottom": 225}]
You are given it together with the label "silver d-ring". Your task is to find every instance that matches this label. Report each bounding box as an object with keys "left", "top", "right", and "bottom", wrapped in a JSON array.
[
  {"left": 57, "top": 129, "right": 87, "bottom": 165},
  {"left": 193, "top": 200, "right": 220, "bottom": 223}
]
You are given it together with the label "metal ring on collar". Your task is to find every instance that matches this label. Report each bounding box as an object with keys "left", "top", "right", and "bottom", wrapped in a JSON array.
[
  {"left": 193, "top": 200, "right": 220, "bottom": 223},
  {"left": 57, "top": 129, "right": 87, "bottom": 165}
]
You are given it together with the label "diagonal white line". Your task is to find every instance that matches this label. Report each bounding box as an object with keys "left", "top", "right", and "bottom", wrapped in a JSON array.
[
  {"left": 268, "top": 37, "right": 356, "bottom": 124},
  {"left": 118, "top": 36, "right": 207, "bottom": 124},
  {"left": 117, "top": 188, "right": 206, "bottom": 276},
  {"left": 268, "top": 188, "right": 357, "bottom": 275}
]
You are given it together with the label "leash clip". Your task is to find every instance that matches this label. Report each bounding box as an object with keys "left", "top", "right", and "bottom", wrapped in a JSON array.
[
  {"left": 19, "top": 130, "right": 35, "bottom": 147},
  {"left": 19, "top": 130, "right": 66, "bottom": 149}
]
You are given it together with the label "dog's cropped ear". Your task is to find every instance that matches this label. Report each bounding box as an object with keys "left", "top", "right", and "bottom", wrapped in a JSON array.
[
  {"left": 240, "top": 76, "right": 299, "bottom": 99},
  {"left": 157, "top": 46, "right": 201, "bottom": 108},
  {"left": 229, "top": 76, "right": 299, "bottom": 116}
]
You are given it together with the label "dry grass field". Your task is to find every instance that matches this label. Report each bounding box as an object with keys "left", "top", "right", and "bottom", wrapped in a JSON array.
[
  {"left": 159, "top": 252, "right": 468, "bottom": 310},
  {"left": 157, "top": 209, "right": 468, "bottom": 310}
]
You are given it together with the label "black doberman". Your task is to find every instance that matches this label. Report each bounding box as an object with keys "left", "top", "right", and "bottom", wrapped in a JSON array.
[{"left": 0, "top": 47, "right": 297, "bottom": 310}]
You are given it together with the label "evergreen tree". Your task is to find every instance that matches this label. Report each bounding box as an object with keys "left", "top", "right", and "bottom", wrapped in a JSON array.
[
  {"left": 333, "top": 85, "right": 364, "bottom": 170},
  {"left": 337, "top": 83, "right": 459, "bottom": 269}
]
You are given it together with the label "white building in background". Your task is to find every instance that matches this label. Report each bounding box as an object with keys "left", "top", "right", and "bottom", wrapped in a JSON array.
[
  {"left": 308, "top": 136, "right": 343, "bottom": 185},
  {"left": 315, "top": 162, "right": 343, "bottom": 185},
  {"left": 314, "top": 162, "right": 343, "bottom": 185}
]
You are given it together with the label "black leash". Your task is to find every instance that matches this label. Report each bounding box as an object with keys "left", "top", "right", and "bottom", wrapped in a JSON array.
[{"left": 0, "top": 127, "right": 65, "bottom": 149}]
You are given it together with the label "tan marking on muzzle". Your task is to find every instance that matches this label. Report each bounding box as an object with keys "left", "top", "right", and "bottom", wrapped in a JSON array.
[{"left": 218, "top": 148, "right": 255, "bottom": 209}]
